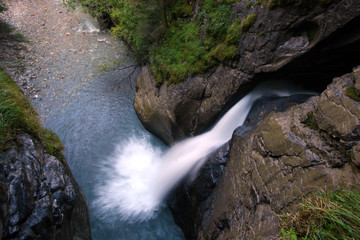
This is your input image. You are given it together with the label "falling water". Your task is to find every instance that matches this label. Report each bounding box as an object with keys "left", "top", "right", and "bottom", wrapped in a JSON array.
[{"left": 93, "top": 80, "right": 314, "bottom": 222}]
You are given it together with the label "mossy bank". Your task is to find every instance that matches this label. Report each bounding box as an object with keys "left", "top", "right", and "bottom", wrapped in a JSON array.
[{"left": 0, "top": 71, "right": 92, "bottom": 239}]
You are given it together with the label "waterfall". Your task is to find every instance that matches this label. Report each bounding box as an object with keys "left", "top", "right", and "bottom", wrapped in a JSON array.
[{"left": 93, "top": 80, "right": 313, "bottom": 222}]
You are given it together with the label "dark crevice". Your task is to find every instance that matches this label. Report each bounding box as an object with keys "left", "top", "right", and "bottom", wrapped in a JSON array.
[
  {"left": 204, "top": 15, "right": 360, "bottom": 134},
  {"left": 257, "top": 14, "right": 360, "bottom": 93}
]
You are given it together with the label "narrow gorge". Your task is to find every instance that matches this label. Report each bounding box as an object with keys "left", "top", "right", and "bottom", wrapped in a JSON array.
[{"left": 1, "top": 0, "right": 360, "bottom": 239}]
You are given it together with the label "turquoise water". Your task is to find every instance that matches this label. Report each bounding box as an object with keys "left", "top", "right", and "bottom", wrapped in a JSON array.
[{"left": 42, "top": 70, "right": 184, "bottom": 240}]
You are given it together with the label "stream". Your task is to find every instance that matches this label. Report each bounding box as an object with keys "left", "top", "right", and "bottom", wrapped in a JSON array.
[
  {"left": 44, "top": 64, "right": 185, "bottom": 240},
  {"left": 1, "top": 1, "right": 313, "bottom": 239},
  {"left": 1, "top": 0, "right": 184, "bottom": 239}
]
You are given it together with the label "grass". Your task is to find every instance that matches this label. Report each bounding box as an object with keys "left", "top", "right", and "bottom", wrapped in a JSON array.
[
  {"left": 280, "top": 189, "right": 360, "bottom": 240},
  {"left": 0, "top": 69, "right": 64, "bottom": 161},
  {"left": 345, "top": 85, "right": 360, "bottom": 102}
]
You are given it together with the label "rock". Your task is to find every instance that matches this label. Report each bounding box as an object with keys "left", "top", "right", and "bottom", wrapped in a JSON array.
[
  {"left": 169, "top": 93, "right": 311, "bottom": 239},
  {"left": 134, "top": 0, "right": 360, "bottom": 144},
  {"left": 0, "top": 133, "right": 92, "bottom": 240},
  {"left": 174, "top": 67, "right": 360, "bottom": 239}
]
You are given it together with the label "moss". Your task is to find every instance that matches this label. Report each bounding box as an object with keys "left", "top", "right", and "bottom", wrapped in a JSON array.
[
  {"left": 173, "top": 0, "right": 193, "bottom": 17},
  {"left": 0, "top": 69, "right": 64, "bottom": 161},
  {"left": 225, "top": 19, "right": 242, "bottom": 44},
  {"left": 212, "top": 43, "right": 238, "bottom": 61},
  {"left": 346, "top": 85, "right": 360, "bottom": 102},
  {"left": 240, "top": 13, "right": 257, "bottom": 32},
  {"left": 246, "top": 2, "right": 252, "bottom": 8},
  {"left": 254, "top": 0, "right": 267, "bottom": 6}
]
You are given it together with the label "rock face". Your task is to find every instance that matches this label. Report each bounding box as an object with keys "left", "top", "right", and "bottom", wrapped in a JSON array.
[
  {"left": 169, "top": 93, "right": 312, "bottom": 239},
  {"left": 173, "top": 68, "right": 360, "bottom": 239},
  {"left": 134, "top": 0, "right": 360, "bottom": 144},
  {"left": 0, "top": 133, "right": 92, "bottom": 240}
]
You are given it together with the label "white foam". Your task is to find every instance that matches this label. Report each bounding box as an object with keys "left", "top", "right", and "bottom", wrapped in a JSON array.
[{"left": 93, "top": 81, "right": 314, "bottom": 222}]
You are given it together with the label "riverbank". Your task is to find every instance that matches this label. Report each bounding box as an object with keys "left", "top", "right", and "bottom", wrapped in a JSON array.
[
  {"left": 0, "top": 1, "right": 185, "bottom": 239},
  {"left": 0, "top": 0, "right": 135, "bottom": 120}
]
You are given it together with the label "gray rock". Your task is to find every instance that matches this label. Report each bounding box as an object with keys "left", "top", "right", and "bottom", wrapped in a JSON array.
[{"left": 0, "top": 133, "right": 92, "bottom": 240}]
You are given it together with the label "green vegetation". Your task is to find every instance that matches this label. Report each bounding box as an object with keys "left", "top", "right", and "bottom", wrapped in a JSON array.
[
  {"left": 150, "top": 20, "right": 211, "bottom": 85},
  {"left": 345, "top": 85, "right": 360, "bottom": 102},
  {"left": 280, "top": 189, "right": 360, "bottom": 240},
  {"left": 0, "top": 69, "right": 64, "bottom": 160},
  {"left": 0, "top": 1, "right": 6, "bottom": 13},
  {"left": 64, "top": 0, "right": 337, "bottom": 85},
  {"left": 67, "top": 0, "right": 258, "bottom": 85}
]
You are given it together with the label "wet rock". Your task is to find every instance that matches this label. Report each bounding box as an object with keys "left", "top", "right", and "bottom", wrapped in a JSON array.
[
  {"left": 0, "top": 133, "right": 92, "bottom": 240},
  {"left": 134, "top": 0, "right": 360, "bottom": 144},
  {"left": 170, "top": 93, "right": 311, "bottom": 239},
  {"left": 180, "top": 68, "right": 360, "bottom": 239}
]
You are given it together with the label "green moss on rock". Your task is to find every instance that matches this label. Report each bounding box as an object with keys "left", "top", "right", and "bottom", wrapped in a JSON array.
[
  {"left": 240, "top": 13, "right": 257, "bottom": 32},
  {"left": 346, "top": 85, "right": 360, "bottom": 102}
]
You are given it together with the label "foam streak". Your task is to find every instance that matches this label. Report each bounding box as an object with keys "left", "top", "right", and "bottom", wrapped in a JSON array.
[{"left": 93, "top": 81, "right": 313, "bottom": 222}]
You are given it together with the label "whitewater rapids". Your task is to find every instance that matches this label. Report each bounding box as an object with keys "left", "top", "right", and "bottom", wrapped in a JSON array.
[{"left": 93, "top": 81, "right": 313, "bottom": 222}]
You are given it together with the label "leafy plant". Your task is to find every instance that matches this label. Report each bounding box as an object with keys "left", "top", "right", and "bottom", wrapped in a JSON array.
[{"left": 281, "top": 227, "right": 300, "bottom": 240}]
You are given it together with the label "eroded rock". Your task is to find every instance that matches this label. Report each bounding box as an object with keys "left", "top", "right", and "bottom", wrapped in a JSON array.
[
  {"left": 0, "top": 133, "right": 92, "bottom": 240},
  {"left": 188, "top": 68, "right": 360, "bottom": 239},
  {"left": 170, "top": 93, "right": 311, "bottom": 239}
]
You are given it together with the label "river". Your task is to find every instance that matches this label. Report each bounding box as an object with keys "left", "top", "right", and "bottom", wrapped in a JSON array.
[
  {"left": 1, "top": 0, "right": 184, "bottom": 239},
  {"left": 1, "top": 1, "right": 314, "bottom": 239}
]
